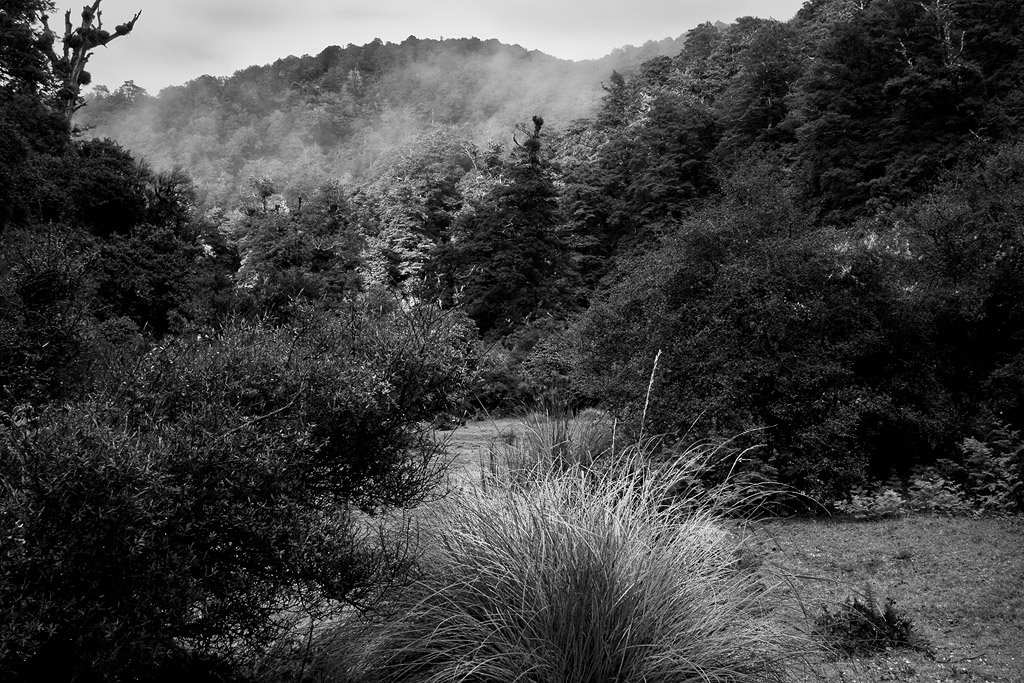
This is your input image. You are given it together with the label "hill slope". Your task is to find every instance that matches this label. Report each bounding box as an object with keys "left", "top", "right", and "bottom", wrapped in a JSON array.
[{"left": 78, "top": 35, "right": 686, "bottom": 205}]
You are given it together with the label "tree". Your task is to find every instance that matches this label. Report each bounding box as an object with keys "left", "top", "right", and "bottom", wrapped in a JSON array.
[
  {"left": 0, "top": 1, "right": 143, "bottom": 232},
  {"left": 67, "top": 138, "right": 151, "bottom": 235},
  {"left": 434, "top": 117, "right": 576, "bottom": 337},
  {"left": 675, "top": 21, "right": 724, "bottom": 99},
  {"left": 950, "top": 0, "right": 1024, "bottom": 139},
  {"left": 550, "top": 121, "right": 619, "bottom": 290},
  {"left": 714, "top": 21, "right": 802, "bottom": 159},
  {"left": 0, "top": 0, "right": 69, "bottom": 231},
  {"left": 230, "top": 181, "right": 366, "bottom": 318},
  {"left": 38, "top": 0, "right": 141, "bottom": 122},
  {"left": 359, "top": 129, "right": 475, "bottom": 293},
  {"left": 624, "top": 92, "right": 718, "bottom": 231},
  {"left": 899, "top": 141, "right": 1024, "bottom": 428},
  {"left": 0, "top": 226, "right": 99, "bottom": 410},
  {"left": 790, "top": 0, "right": 988, "bottom": 221},
  {"left": 573, "top": 159, "right": 953, "bottom": 497},
  {"left": 92, "top": 225, "right": 208, "bottom": 336},
  {"left": 596, "top": 70, "right": 629, "bottom": 127},
  {"left": 0, "top": 0, "right": 57, "bottom": 93}
]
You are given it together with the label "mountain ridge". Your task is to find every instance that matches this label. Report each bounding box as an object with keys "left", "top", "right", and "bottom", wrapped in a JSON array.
[{"left": 78, "top": 32, "right": 688, "bottom": 205}]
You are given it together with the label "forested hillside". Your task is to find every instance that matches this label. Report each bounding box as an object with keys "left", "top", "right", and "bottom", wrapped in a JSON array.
[
  {"left": 14, "top": 0, "right": 1024, "bottom": 498},
  {"left": 8, "top": 0, "right": 1024, "bottom": 496},
  {"left": 77, "top": 34, "right": 688, "bottom": 204}
]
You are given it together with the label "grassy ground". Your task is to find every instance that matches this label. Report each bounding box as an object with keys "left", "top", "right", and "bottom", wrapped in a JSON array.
[
  {"left": 440, "top": 418, "right": 1024, "bottom": 683},
  {"left": 765, "top": 515, "right": 1024, "bottom": 683}
]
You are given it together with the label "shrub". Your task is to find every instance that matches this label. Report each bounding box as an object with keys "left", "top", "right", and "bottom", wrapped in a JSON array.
[
  {"left": 569, "top": 160, "right": 960, "bottom": 500},
  {"left": 471, "top": 344, "right": 523, "bottom": 415},
  {"left": 0, "top": 303, "right": 477, "bottom": 681},
  {"left": 905, "top": 474, "right": 972, "bottom": 516},
  {"left": 815, "top": 584, "right": 918, "bottom": 657},
  {"left": 834, "top": 487, "right": 907, "bottom": 520},
  {"left": 470, "top": 321, "right": 583, "bottom": 415},
  {"left": 947, "top": 424, "right": 1024, "bottom": 512},
  {"left": 0, "top": 226, "right": 99, "bottom": 410},
  {"left": 328, "top": 444, "right": 803, "bottom": 683}
]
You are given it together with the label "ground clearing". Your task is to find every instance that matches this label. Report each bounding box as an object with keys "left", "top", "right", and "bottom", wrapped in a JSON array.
[
  {"left": 767, "top": 515, "right": 1024, "bottom": 682},
  {"left": 437, "top": 416, "right": 523, "bottom": 487}
]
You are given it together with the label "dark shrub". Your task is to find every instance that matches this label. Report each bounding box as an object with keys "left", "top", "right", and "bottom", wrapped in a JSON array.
[
  {"left": 0, "top": 226, "right": 100, "bottom": 410},
  {"left": 0, "top": 303, "right": 477, "bottom": 681},
  {"left": 815, "top": 585, "right": 918, "bottom": 657}
]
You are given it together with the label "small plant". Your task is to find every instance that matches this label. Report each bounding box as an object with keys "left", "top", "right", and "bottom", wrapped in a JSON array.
[
  {"left": 893, "top": 547, "right": 913, "bottom": 562},
  {"left": 815, "top": 584, "right": 919, "bottom": 657},
  {"left": 834, "top": 487, "right": 907, "bottom": 519},
  {"left": 905, "top": 473, "right": 972, "bottom": 515},
  {"left": 956, "top": 424, "right": 1024, "bottom": 512}
]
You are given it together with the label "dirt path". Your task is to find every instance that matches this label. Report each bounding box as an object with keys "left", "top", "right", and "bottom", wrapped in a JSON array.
[{"left": 436, "top": 417, "right": 523, "bottom": 487}]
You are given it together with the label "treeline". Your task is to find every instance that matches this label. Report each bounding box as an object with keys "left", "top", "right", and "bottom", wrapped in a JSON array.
[
  {"left": 77, "top": 33, "right": 687, "bottom": 205},
  {"left": 25, "top": 0, "right": 1024, "bottom": 499},
  {"left": 7, "top": 1, "right": 1024, "bottom": 500},
  {"left": 565, "top": 0, "right": 1024, "bottom": 497}
]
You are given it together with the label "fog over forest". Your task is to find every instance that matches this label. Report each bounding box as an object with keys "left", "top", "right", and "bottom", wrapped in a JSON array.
[{"left": 78, "top": 34, "right": 689, "bottom": 205}]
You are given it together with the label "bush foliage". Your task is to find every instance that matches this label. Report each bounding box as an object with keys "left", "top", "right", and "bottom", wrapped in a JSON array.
[{"left": 0, "top": 304, "right": 477, "bottom": 681}]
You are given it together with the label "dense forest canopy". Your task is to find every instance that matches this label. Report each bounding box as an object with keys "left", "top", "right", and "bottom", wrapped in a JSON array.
[{"left": 3, "top": 0, "right": 1024, "bottom": 678}]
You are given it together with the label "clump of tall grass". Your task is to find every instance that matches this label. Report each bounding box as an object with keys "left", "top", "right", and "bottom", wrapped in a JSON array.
[
  {"left": 501, "top": 408, "right": 617, "bottom": 479},
  {"left": 336, "top": 438, "right": 805, "bottom": 683},
  {"left": 503, "top": 409, "right": 787, "bottom": 517}
]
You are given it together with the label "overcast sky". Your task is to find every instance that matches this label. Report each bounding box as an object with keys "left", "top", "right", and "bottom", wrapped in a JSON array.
[{"left": 81, "top": 0, "right": 807, "bottom": 94}]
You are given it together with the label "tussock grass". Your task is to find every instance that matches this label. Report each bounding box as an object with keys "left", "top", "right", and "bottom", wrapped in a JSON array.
[
  {"left": 503, "top": 408, "right": 617, "bottom": 477},
  {"left": 331, "top": 439, "right": 806, "bottom": 683}
]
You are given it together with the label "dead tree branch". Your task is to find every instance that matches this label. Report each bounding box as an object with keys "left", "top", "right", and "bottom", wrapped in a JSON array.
[{"left": 40, "top": 1, "right": 141, "bottom": 122}]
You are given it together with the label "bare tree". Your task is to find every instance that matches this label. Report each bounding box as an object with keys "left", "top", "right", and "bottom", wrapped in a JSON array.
[{"left": 39, "top": 1, "right": 141, "bottom": 122}]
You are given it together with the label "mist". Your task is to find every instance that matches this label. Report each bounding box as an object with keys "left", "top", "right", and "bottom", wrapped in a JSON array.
[{"left": 78, "top": 34, "right": 687, "bottom": 207}]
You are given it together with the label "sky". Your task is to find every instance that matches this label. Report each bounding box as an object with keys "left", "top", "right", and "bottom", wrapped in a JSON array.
[{"left": 80, "top": 0, "right": 808, "bottom": 94}]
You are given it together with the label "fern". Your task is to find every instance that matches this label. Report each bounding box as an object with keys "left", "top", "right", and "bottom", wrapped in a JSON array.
[
  {"left": 957, "top": 423, "right": 1024, "bottom": 512},
  {"left": 815, "top": 583, "right": 919, "bottom": 657}
]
